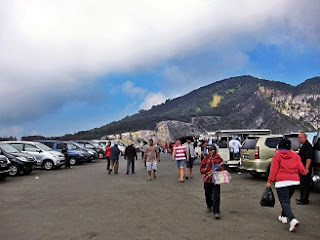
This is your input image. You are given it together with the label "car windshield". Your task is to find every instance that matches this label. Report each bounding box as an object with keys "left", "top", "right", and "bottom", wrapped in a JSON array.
[
  {"left": 72, "top": 142, "right": 83, "bottom": 149},
  {"left": 77, "top": 143, "right": 85, "bottom": 148},
  {"left": 35, "top": 143, "right": 53, "bottom": 151},
  {"left": 0, "top": 143, "right": 20, "bottom": 153}
]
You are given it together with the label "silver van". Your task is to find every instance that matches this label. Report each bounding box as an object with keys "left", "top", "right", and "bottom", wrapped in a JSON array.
[{"left": 5, "top": 141, "right": 65, "bottom": 170}]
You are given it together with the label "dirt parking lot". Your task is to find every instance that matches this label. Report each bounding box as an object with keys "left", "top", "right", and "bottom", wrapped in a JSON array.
[{"left": 0, "top": 154, "right": 319, "bottom": 240}]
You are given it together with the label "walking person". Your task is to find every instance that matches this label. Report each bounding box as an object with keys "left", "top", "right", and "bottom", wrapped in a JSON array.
[
  {"left": 109, "top": 143, "right": 121, "bottom": 174},
  {"left": 141, "top": 141, "right": 147, "bottom": 167},
  {"left": 228, "top": 137, "right": 242, "bottom": 160},
  {"left": 184, "top": 137, "right": 195, "bottom": 179},
  {"left": 200, "top": 145, "right": 226, "bottom": 219},
  {"left": 172, "top": 138, "right": 189, "bottom": 182},
  {"left": 143, "top": 139, "right": 160, "bottom": 181},
  {"left": 201, "top": 140, "right": 208, "bottom": 161},
  {"left": 124, "top": 144, "right": 137, "bottom": 175},
  {"left": 164, "top": 142, "right": 169, "bottom": 154},
  {"left": 296, "top": 132, "right": 313, "bottom": 205},
  {"left": 267, "top": 138, "right": 307, "bottom": 232},
  {"left": 62, "top": 143, "right": 71, "bottom": 169},
  {"left": 105, "top": 141, "right": 111, "bottom": 173}
]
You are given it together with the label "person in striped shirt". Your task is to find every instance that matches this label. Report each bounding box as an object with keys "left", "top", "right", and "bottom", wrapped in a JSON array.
[{"left": 172, "top": 138, "right": 189, "bottom": 182}]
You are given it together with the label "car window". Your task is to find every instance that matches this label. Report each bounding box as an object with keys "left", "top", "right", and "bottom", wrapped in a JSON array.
[
  {"left": 56, "top": 143, "right": 65, "bottom": 149},
  {"left": 67, "top": 144, "right": 77, "bottom": 150},
  {"left": 42, "top": 142, "right": 54, "bottom": 148},
  {"left": 242, "top": 138, "right": 258, "bottom": 149},
  {"left": 287, "top": 137, "right": 300, "bottom": 151},
  {"left": 0, "top": 143, "right": 20, "bottom": 153},
  {"left": 85, "top": 144, "right": 94, "bottom": 149},
  {"left": 10, "top": 143, "right": 24, "bottom": 152},
  {"left": 35, "top": 143, "right": 52, "bottom": 151},
  {"left": 77, "top": 143, "right": 85, "bottom": 148},
  {"left": 25, "top": 144, "right": 39, "bottom": 152},
  {"left": 265, "top": 137, "right": 281, "bottom": 148}
]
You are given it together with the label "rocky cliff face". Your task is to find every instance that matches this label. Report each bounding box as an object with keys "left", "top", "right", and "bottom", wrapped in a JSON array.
[{"left": 260, "top": 86, "right": 320, "bottom": 129}]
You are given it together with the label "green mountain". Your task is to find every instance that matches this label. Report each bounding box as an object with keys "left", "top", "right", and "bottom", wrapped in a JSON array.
[{"left": 59, "top": 75, "right": 320, "bottom": 140}]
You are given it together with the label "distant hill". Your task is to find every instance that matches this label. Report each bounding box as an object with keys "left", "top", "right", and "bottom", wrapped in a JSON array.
[{"left": 43, "top": 75, "right": 320, "bottom": 140}]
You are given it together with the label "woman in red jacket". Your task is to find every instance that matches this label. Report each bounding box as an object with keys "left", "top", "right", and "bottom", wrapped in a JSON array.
[
  {"left": 267, "top": 138, "right": 306, "bottom": 232},
  {"left": 200, "top": 145, "right": 226, "bottom": 219}
]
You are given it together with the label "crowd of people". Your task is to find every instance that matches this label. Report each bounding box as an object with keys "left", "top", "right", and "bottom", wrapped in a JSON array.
[{"left": 100, "top": 132, "right": 317, "bottom": 232}]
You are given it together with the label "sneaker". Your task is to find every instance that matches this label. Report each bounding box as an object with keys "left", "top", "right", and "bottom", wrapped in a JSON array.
[
  {"left": 214, "top": 213, "right": 220, "bottom": 219},
  {"left": 278, "top": 215, "right": 288, "bottom": 224},
  {"left": 289, "top": 219, "right": 300, "bottom": 232}
]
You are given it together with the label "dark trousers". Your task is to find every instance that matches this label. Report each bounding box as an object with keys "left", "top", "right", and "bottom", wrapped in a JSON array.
[
  {"left": 204, "top": 182, "right": 221, "bottom": 214},
  {"left": 65, "top": 156, "right": 71, "bottom": 168},
  {"left": 106, "top": 157, "right": 110, "bottom": 170},
  {"left": 276, "top": 186, "right": 296, "bottom": 221},
  {"left": 300, "top": 173, "right": 311, "bottom": 202},
  {"left": 126, "top": 158, "right": 135, "bottom": 174}
]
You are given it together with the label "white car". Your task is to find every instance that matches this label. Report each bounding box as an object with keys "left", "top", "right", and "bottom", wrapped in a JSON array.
[{"left": 5, "top": 141, "right": 65, "bottom": 170}]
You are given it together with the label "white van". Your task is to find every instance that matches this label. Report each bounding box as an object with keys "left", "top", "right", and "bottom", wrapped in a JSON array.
[{"left": 5, "top": 141, "right": 65, "bottom": 170}]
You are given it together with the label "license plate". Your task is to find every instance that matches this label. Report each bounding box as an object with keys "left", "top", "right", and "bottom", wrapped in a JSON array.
[
  {"left": 0, "top": 164, "right": 7, "bottom": 167},
  {"left": 243, "top": 155, "right": 250, "bottom": 159}
]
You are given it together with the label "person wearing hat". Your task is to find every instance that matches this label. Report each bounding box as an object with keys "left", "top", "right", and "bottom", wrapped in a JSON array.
[{"left": 200, "top": 145, "right": 226, "bottom": 219}]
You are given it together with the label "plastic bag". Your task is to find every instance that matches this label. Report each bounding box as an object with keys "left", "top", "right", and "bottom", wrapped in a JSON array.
[
  {"left": 260, "top": 187, "right": 275, "bottom": 207},
  {"left": 213, "top": 170, "right": 232, "bottom": 184}
]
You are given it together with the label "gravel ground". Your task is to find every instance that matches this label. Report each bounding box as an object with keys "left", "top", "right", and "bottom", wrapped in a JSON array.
[{"left": 0, "top": 154, "right": 319, "bottom": 240}]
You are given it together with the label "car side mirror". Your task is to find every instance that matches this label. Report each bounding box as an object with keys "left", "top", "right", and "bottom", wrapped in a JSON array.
[{"left": 37, "top": 149, "right": 42, "bottom": 153}]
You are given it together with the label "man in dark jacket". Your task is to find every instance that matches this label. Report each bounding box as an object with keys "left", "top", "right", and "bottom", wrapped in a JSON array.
[
  {"left": 125, "top": 144, "right": 137, "bottom": 175},
  {"left": 109, "top": 144, "right": 121, "bottom": 174},
  {"left": 62, "top": 143, "right": 71, "bottom": 169},
  {"left": 297, "top": 133, "right": 313, "bottom": 205}
]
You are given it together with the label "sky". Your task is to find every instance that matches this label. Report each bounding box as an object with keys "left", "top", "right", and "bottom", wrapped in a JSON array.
[{"left": 0, "top": 0, "right": 319, "bottom": 138}]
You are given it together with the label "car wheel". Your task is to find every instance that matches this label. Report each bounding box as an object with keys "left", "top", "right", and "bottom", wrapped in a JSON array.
[
  {"left": 42, "top": 160, "right": 54, "bottom": 170},
  {"left": 250, "top": 171, "right": 262, "bottom": 178},
  {"left": 69, "top": 158, "right": 77, "bottom": 165},
  {"left": 23, "top": 169, "right": 33, "bottom": 175},
  {"left": 9, "top": 164, "right": 20, "bottom": 176}
]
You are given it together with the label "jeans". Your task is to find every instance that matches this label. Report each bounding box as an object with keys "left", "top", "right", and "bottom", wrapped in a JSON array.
[
  {"left": 300, "top": 173, "right": 311, "bottom": 202},
  {"left": 204, "top": 182, "right": 221, "bottom": 214},
  {"left": 126, "top": 158, "right": 135, "bottom": 174},
  {"left": 276, "top": 186, "right": 296, "bottom": 221}
]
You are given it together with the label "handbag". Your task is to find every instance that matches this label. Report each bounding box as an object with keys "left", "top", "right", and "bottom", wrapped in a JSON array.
[
  {"left": 260, "top": 187, "right": 275, "bottom": 207},
  {"left": 213, "top": 170, "right": 232, "bottom": 184}
]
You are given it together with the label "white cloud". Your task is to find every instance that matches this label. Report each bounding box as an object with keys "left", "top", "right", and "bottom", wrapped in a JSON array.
[
  {"left": 121, "top": 81, "right": 146, "bottom": 97},
  {"left": 140, "top": 92, "right": 167, "bottom": 110},
  {"left": 0, "top": 0, "right": 319, "bottom": 125}
]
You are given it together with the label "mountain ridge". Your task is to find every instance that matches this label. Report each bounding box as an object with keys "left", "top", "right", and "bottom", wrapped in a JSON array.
[{"left": 24, "top": 75, "right": 320, "bottom": 140}]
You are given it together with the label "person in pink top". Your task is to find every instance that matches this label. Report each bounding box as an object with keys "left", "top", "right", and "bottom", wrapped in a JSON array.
[
  {"left": 266, "top": 138, "right": 307, "bottom": 233},
  {"left": 172, "top": 138, "right": 189, "bottom": 182}
]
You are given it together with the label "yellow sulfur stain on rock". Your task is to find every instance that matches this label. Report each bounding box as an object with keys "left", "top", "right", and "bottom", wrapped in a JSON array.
[{"left": 210, "top": 95, "right": 221, "bottom": 108}]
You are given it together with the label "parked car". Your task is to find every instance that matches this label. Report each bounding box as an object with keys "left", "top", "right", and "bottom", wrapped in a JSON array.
[
  {"left": 37, "top": 140, "right": 90, "bottom": 165},
  {"left": 313, "top": 131, "right": 320, "bottom": 191},
  {"left": 0, "top": 155, "right": 10, "bottom": 181},
  {"left": 70, "top": 142, "right": 97, "bottom": 161},
  {"left": 5, "top": 141, "right": 65, "bottom": 170},
  {"left": 0, "top": 143, "right": 37, "bottom": 176},
  {"left": 74, "top": 141, "right": 100, "bottom": 159},
  {"left": 77, "top": 141, "right": 105, "bottom": 159},
  {"left": 90, "top": 140, "right": 107, "bottom": 158},
  {"left": 239, "top": 134, "right": 283, "bottom": 177}
]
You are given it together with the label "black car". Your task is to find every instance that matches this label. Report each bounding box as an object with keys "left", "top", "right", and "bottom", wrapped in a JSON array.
[
  {"left": 0, "top": 155, "right": 10, "bottom": 181},
  {"left": 0, "top": 143, "right": 37, "bottom": 176}
]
